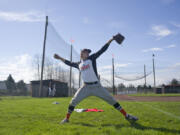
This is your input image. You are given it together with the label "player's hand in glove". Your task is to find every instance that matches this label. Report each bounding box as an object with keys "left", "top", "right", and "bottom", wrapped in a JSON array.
[{"left": 113, "top": 33, "right": 125, "bottom": 45}]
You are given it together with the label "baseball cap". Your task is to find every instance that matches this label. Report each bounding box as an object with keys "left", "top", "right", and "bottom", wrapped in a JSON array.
[{"left": 81, "top": 48, "right": 91, "bottom": 53}]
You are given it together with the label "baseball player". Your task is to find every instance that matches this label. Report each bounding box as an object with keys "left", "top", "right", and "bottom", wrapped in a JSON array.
[{"left": 54, "top": 34, "right": 138, "bottom": 124}]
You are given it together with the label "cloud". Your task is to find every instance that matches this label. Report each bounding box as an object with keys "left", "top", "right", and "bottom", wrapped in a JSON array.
[
  {"left": 171, "top": 22, "right": 180, "bottom": 28},
  {"left": 172, "top": 62, "right": 180, "bottom": 68},
  {"left": 0, "top": 11, "right": 45, "bottom": 22},
  {"left": 82, "top": 17, "right": 90, "bottom": 24},
  {"left": 115, "top": 63, "right": 132, "bottom": 68},
  {"left": 142, "top": 44, "right": 176, "bottom": 53},
  {"left": 149, "top": 25, "right": 173, "bottom": 40},
  {"left": 166, "top": 44, "right": 176, "bottom": 48},
  {"left": 99, "top": 63, "right": 132, "bottom": 71},
  {"left": 157, "top": 62, "right": 180, "bottom": 75},
  {"left": 0, "top": 54, "right": 34, "bottom": 83},
  {"left": 142, "top": 47, "right": 163, "bottom": 53}
]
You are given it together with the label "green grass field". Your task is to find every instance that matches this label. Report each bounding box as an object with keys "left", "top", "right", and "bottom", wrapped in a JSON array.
[{"left": 0, "top": 96, "right": 180, "bottom": 135}]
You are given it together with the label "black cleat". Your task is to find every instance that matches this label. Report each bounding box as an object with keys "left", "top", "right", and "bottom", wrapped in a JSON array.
[
  {"left": 126, "top": 114, "right": 138, "bottom": 122},
  {"left": 60, "top": 118, "right": 69, "bottom": 124}
]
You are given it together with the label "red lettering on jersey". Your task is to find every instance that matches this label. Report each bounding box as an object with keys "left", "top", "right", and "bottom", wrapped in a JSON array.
[{"left": 81, "top": 64, "right": 90, "bottom": 70}]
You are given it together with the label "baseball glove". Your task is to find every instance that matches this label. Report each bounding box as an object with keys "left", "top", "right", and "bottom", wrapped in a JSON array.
[{"left": 113, "top": 33, "right": 125, "bottom": 45}]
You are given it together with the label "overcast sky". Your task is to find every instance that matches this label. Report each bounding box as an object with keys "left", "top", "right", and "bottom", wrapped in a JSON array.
[{"left": 0, "top": 0, "right": 180, "bottom": 86}]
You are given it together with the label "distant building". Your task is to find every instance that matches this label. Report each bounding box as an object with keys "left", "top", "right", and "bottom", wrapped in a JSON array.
[
  {"left": 162, "top": 85, "right": 180, "bottom": 93},
  {"left": 31, "top": 79, "right": 68, "bottom": 97},
  {"left": 0, "top": 81, "right": 7, "bottom": 90},
  {"left": 155, "top": 87, "right": 162, "bottom": 94},
  {"left": 26, "top": 84, "right": 31, "bottom": 92},
  {"left": 156, "top": 85, "right": 180, "bottom": 93}
]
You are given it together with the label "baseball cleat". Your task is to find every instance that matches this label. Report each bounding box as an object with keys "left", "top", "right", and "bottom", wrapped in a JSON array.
[
  {"left": 125, "top": 114, "right": 138, "bottom": 122},
  {"left": 60, "top": 118, "right": 69, "bottom": 124}
]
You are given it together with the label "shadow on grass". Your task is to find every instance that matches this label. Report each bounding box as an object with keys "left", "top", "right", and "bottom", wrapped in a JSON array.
[
  {"left": 75, "top": 122, "right": 180, "bottom": 134},
  {"left": 73, "top": 122, "right": 96, "bottom": 127},
  {"left": 102, "top": 122, "right": 180, "bottom": 134},
  {"left": 130, "top": 122, "right": 180, "bottom": 134}
]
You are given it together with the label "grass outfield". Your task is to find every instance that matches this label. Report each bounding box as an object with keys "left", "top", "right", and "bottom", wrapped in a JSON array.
[
  {"left": 0, "top": 96, "right": 180, "bottom": 135},
  {"left": 129, "top": 93, "right": 180, "bottom": 97}
]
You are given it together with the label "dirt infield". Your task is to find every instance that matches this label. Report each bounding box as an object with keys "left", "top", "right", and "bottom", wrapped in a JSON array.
[{"left": 115, "top": 95, "right": 180, "bottom": 102}]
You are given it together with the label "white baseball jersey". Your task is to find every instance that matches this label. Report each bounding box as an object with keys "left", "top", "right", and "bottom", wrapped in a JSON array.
[
  {"left": 64, "top": 43, "right": 110, "bottom": 83},
  {"left": 79, "top": 59, "right": 98, "bottom": 82}
]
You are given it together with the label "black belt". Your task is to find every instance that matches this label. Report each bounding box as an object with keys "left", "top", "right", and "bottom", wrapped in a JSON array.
[{"left": 84, "top": 81, "right": 98, "bottom": 85}]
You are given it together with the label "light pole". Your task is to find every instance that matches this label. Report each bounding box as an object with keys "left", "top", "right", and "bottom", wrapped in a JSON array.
[
  {"left": 112, "top": 55, "right": 115, "bottom": 95},
  {"left": 39, "top": 16, "right": 48, "bottom": 97},
  {"left": 69, "top": 45, "right": 72, "bottom": 96},
  {"left": 144, "top": 64, "right": 146, "bottom": 87},
  {"left": 152, "top": 54, "right": 156, "bottom": 93}
]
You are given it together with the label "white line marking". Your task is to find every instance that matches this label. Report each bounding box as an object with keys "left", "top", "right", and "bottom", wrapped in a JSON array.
[
  {"left": 137, "top": 102, "right": 180, "bottom": 120},
  {"left": 127, "top": 96, "right": 180, "bottom": 120}
]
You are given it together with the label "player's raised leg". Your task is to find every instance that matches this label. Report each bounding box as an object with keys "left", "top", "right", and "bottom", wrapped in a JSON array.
[{"left": 93, "top": 83, "right": 138, "bottom": 122}]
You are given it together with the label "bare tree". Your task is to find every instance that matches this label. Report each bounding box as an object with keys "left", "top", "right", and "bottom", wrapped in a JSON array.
[
  {"left": 44, "top": 57, "right": 54, "bottom": 80},
  {"left": 32, "top": 54, "right": 71, "bottom": 86},
  {"left": 32, "top": 54, "right": 41, "bottom": 80}
]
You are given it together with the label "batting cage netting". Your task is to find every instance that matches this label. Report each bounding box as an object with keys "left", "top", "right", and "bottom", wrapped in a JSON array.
[
  {"left": 32, "top": 20, "right": 81, "bottom": 95},
  {"left": 46, "top": 22, "right": 80, "bottom": 63}
]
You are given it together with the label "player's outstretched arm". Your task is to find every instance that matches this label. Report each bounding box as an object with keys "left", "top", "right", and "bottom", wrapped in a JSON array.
[
  {"left": 54, "top": 54, "right": 79, "bottom": 69},
  {"left": 54, "top": 53, "right": 66, "bottom": 62},
  {"left": 89, "top": 37, "right": 114, "bottom": 59},
  {"left": 107, "top": 38, "right": 114, "bottom": 45}
]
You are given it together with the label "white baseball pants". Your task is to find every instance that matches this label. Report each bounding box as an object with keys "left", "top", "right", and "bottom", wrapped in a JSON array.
[{"left": 70, "top": 82, "right": 117, "bottom": 106}]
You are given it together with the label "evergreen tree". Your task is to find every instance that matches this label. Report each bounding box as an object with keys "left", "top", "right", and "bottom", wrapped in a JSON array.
[
  {"left": 171, "top": 78, "right": 179, "bottom": 85},
  {"left": 5, "top": 74, "right": 16, "bottom": 94},
  {"left": 16, "top": 80, "right": 27, "bottom": 95}
]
